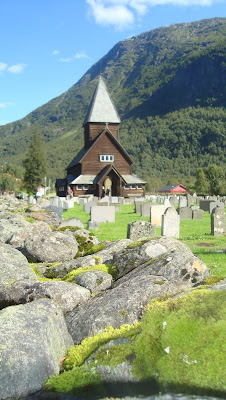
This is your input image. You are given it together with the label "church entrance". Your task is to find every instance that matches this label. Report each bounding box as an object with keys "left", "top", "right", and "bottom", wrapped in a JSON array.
[{"left": 104, "top": 177, "right": 112, "bottom": 196}]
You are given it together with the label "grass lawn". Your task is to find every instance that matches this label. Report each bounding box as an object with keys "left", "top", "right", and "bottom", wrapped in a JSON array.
[{"left": 63, "top": 204, "right": 226, "bottom": 278}]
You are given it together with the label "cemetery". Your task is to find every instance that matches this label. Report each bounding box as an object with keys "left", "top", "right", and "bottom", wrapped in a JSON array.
[{"left": 0, "top": 192, "right": 225, "bottom": 399}]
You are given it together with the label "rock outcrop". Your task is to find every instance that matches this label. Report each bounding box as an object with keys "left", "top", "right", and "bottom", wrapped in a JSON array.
[
  {"left": 0, "top": 299, "right": 73, "bottom": 399},
  {"left": 65, "top": 238, "right": 210, "bottom": 344}
]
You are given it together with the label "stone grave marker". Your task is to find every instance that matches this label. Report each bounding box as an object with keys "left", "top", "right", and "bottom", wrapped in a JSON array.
[
  {"left": 135, "top": 201, "right": 145, "bottom": 214},
  {"left": 88, "top": 221, "right": 99, "bottom": 230},
  {"left": 178, "top": 207, "right": 192, "bottom": 220},
  {"left": 84, "top": 201, "right": 97, "bottom": 213},
  {"left": 127, "top": 221, "right": 156, "bottom": 241},
  {"left": 91, "top": 206, "right": 115, "bottom": 223},
  {"left": 141, "top": 203, "right": 152, "bottom": 217},
  {"left": 161, "top": 207, "right": 180, "bottom": 238},
  {"left": 179, "top": 196, "right": 187, "bottom": 208},
  {"left": 78, "top": 198, "right": 88, "bottom": 206},
  {"left": 150, "top": 205, "right": 168, "bottom": 226},
  {"left": 200, "top": 200, "right": 215, "bottom": 212},
  {"left": 211, "top": 206, "right": 225, "bottom": 236},
  {"left": 109, "top": 197, "right": 119, "bottom": 203},
  {"left": 210, "top": 201, "right": 224, "bottom": 214},
  {"left": 192, "top": 209, "right": 204, "bottom": 220}
]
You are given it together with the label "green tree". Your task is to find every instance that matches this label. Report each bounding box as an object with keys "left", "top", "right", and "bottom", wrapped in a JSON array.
[
  {"left": 23, "top": 127, "right": 47, "bottom": 193},
  {"left": 194, "top": 168, "right": 209, "bottom": 194},
  {"left": 206, "top": 164, "right": 225, "bottom": 195}
]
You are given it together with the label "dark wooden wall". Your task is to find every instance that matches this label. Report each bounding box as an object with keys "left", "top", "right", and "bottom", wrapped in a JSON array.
[
  {"left": 81, "top": 132, "right": 132, "bottom": 175},
  {"left": 84, "top": 123, "right": 119, "bottom": 148}
]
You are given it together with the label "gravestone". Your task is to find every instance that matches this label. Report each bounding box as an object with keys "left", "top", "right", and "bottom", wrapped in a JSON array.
[
  {"left": 28, "top": 196, "right": 34, "bottom": 204},
  {"left": 210, "top": 201, "right": 224, "bottom": 214},
  {"left": 91, "top": 206, "right": 115, "bottom": 223},
  {"left": 135, "top": 201, "right": 145, "bottom": 214},
  {"left": 113, "top": 204, "right": 121, "bottom": 212},
  {"left": 161, "top": 207, "right": 180, "bottom": 238},
  {"left": 118, "top": 197, "right": 124, "bottom": 204},
  {"left": 179, "top": 196, "right": 187, "bottom": 208},
  {"left": 109, "top": 197, "right": 119, "bottom": 204},
  {"left": 127, "top": 221, "right": 156, "bottom": 241},
  {"left": 97, "top": 202, "right": 109, "bottom": 207},
  {"left": 62, "top": 200, "right": 74, "bottom": 210},
  {"left": 178, "top": 207, "right": 192, "bottom": 220},
  {"left": 192, "top": 209, "right": 204, "bottom": 220},
  {"left": 187, "top": 194, "right": 194, "bottom": 207},
  {"left": 200, "top": 200, "right": 215, "bottom": 212},
  {"left": 211, "top": 206, "right": 225, "bottom": 236},
  {"left": 164, "top": 198, "right": 171, "bottom": 207},
  {"left": 150, "top": 205, "right": 168, "bottom": 226},
  {"left": 88, "top": 221, "right": 99, "bottom": 230},
  {"left": 169, "top": 196, "right": 177, "bottom": 208},
  {"left": 45, "top": 205, "right": 63, "bottom": 219},
  {"left": 78, "top": 198, "right": 88, "bottom": 206},
  {"left": 141, "top": 203, "right": 152, "bottom": 217},
  {"left": 99, "top": 197, "right": 109, "bottom": 204},
  {"left": 84, "top": 201, "right": 96, "bottom": 213}
]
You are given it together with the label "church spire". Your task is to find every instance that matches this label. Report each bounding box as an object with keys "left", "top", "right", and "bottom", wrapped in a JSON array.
[{"left": 83, "top": 76, "right": 121, "bottom": 126}]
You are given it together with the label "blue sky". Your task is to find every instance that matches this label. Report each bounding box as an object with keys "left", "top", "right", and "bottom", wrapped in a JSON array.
[{"left": 0, "top": 0, "right": 225, "bottom": 126}]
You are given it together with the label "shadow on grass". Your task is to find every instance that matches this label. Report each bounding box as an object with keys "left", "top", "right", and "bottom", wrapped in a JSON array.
[{"left": 24, "top": 379, "right": 226, "bottom": 399}]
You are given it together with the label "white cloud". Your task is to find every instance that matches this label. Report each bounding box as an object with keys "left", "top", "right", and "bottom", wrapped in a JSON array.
[
  {"left": 8, "top": 64, "right": 26, "bottom": 74},
  {"left": 86, "top": 0, "right": 134, "bottom": 29},
  {"left": 52, "top": 50, "right": 60, "bottom": 55},
  {"left": 86, "top": 0, "right": 218, "bottom": 29},
  {"left": 59, "top": 52, "right": 90, "bottom": 63},
  {"left": 0, "top": 102, "right": 14, "bottom": 109},
  {"left": 0, "top": 62, "right": 8, "bottom": 72}
]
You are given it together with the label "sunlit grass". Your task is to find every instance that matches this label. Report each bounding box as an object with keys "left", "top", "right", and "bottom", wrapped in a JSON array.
[{"left": 63, "top": 204, "right": 226, "bottom": 277}]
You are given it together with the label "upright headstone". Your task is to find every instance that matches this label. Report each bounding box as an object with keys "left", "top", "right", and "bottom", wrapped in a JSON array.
[
  {"left": 84, "top": 201, "right": 96, "bottom": 213},
  {"left": 179, "top": 197, "right": 187, "bottom": 208},
  {"left": 78, "top": 198, "right": 88, "bottom": 206},
  {"left": 91, "top": 206, "right": 115, "bottom": 223},
  {"left": 88, "top": 220, "right": 99, "bottom": 230},
  {"left": 127, "top": 221, "right": 156, "bottom": 241},
  {"left": 192, "top": 209, "right": 204, "bottom": 220},
  {"left": 169, "top": 196, "right": 177, "bottom": 208},
  {"left": 211, "top": 206, "right": 225, "bottom": 236},
  {"left": 178, "top": 207, "right": 192, "bottom": 220},
  {"left": 141, "top": 203, "right": 152, "bottom": 217},
  {"left": 150, "top": 205, "right": 168, "bottom": 226},
  {"left": 135, "top": 201, "right": 145, "bottom": 214},
  {"left": 200, "top": 200, "right": 215, "bottom": 212},
  {"left": 210, "top": 201, "right": 224, "bottom": 214},
  {"left": 187, "top": 194, "right": 194, "bottom": 207},
  {"left": 161, "top": 207, "right": 180, "bottom": 238},
  {"left": 109, "top": 197, "right": 119, "bottom": 204}
]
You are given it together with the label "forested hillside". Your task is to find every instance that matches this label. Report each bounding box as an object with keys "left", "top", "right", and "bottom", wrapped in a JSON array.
[{"left": 0, "top": 17, "right": 225, "bottom": 190}]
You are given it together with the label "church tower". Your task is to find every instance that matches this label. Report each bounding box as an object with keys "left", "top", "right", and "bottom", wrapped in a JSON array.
[{"left": 83, "top": 76, "right": 121, "bottom": 148}]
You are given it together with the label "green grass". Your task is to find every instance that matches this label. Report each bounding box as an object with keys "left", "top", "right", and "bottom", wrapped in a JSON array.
[
  {"left": 44, "top": 290, "right": 226, "bottom": 397},
  {"left": 133, "top": 290, "right": 226, "bottom": 396},
  {"left": 63, "top": 205, "right": 226, "bottom": 277}
]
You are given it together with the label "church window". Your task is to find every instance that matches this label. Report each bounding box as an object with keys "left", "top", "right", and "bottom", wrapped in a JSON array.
[{"left": 100, "top": 155, "right": 114, "bottom": 162}]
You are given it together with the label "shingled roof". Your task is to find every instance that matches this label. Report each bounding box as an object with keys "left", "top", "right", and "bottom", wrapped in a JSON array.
[{"left": 83, "top": 76, "right": 121, "bottom": 125}]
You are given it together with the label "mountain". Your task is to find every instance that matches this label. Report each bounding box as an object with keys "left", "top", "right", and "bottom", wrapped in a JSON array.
[{"left": 0, "top": 17, "right": 225, "bottom": 189}]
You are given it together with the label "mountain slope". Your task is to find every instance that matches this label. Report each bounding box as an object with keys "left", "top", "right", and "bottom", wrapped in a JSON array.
[{"left": 0, "top": 17, "right": 225, "bottom": 185}]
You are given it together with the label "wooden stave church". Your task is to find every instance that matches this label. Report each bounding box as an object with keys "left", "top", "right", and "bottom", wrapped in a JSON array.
[{"left": 56, "top": 76, "right": 146, "bottom": 198}]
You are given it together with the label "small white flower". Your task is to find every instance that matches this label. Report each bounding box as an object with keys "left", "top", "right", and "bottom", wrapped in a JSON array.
[
  {"left": 163, "top": 321, "right": 167, "bottom": 329},
  {"left": 164, "top": 346, "right": 170, "bottom": 354}
]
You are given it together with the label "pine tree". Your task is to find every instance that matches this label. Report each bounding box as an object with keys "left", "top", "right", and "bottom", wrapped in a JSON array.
[
  {"left": 206, "top": 164, "right": 225, "bottom": 195},
  {"left": 194, "top": 168, "right": 209, "bottom": 195},
  {"left": 23, "top": 127, "right": 47, "bottom": 193}
]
